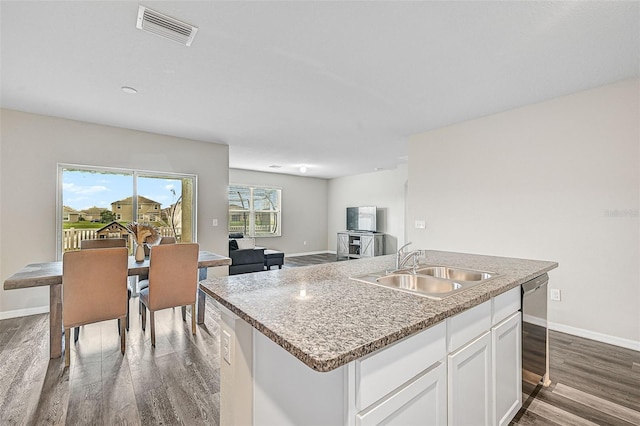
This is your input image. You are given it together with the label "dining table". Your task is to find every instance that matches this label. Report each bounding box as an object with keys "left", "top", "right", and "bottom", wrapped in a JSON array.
[{"left": 3, "top": 250, "right": 231, "bottom": 359}]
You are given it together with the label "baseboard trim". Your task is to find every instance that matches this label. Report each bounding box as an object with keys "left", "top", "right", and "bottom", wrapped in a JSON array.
[
  {"left": 548, "top": 321, "right": 640, "bottom": 352},
  {"left": 286, "top": 250, "right": 333, "bottom": 257},
  {"left": 522, "top": 313, "right": 546, "bottom": 328},
  {"left": 0, "top": 305, "right": 49, "bottom": 320}
]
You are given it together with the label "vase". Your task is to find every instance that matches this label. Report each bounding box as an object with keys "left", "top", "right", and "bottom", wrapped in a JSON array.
[{"left": 135, "top": 243, "right": 145, "bottom": 262}]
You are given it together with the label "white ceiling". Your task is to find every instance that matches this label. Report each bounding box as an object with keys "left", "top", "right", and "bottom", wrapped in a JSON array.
[{"left": 1, "top": 1, "right": 638, "bottom": 179}]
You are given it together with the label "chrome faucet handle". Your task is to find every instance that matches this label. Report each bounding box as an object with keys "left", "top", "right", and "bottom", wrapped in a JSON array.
[{"left": 398, "top": 242, "right": 412, "bottom": 254}]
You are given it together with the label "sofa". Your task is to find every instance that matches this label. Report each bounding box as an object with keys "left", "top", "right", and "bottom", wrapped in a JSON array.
[{"left": 229, "top": 234, "right": 265, "bottom": 275}]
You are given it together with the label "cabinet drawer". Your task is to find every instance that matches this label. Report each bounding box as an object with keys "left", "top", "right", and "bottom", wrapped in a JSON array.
[
  {"left": 492, "top": 286, "right": 521, "bottom": 326},
  {"left": 446, "top": 300, "right": 491, "bottom": 353},
  {"left": 356, "top": 321, "right": 446, "bottom": 410},
  {"left": 356, "top": 360, "right": 447, "bottom": 426}
]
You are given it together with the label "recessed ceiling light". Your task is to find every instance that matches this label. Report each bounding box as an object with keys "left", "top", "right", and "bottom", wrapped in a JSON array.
[
  {"left": 121, "top": 86, "right": 138, "bottom": 94},
  {"left": 299, "top": 166, "right": 308, "bottom": 173}
]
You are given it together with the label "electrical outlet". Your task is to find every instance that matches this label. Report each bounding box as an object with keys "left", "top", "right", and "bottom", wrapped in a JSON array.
[
  {"left": 222, "top": 330, "right": 231, "bottom": 365},
  {"left": 550, "top": 289, "right": 561, "bottom": 301},
  {"left": 303, "top": 241, "right": 307, "bottom": 245},
  {"left": 212, "top": 219, "right": 218, "bottom": 227}
]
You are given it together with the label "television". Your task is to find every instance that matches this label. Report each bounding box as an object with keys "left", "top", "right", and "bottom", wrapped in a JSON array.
[{"left": 346, "top": 206, "right": 377, "bottom": 232}]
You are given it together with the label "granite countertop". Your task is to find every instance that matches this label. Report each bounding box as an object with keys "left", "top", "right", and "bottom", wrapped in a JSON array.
[{"left": 199, "top": 250, "right": 558, "bottom": 372}]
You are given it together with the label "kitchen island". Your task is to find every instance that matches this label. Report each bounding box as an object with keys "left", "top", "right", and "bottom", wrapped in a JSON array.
[{"left": 199, "top": 250, "right": 557, "bottom": 425}]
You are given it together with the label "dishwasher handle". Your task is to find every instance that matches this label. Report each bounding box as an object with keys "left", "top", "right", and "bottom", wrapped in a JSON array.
[{"left": 522, "top": 274, "right": 549, "bottom": 296}]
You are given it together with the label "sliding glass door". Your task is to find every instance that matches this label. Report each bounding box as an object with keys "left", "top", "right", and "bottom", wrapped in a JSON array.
[{"left": 57, "top": 164, "right": 196, "bottom": 259}]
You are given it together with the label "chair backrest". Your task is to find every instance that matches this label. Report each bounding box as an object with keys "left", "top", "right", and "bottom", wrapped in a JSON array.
[
  {"left": 80, "top": 238, "right": 127, "bottom": 250},
  {"left": 147, "top": 243, "right": 199, "bottom": 311},
  {"left": 159, "top": 236, "right": 176, "bottom": 245},
  {"left": 63, "top": 247, "right": 129, "bottom": 327}
]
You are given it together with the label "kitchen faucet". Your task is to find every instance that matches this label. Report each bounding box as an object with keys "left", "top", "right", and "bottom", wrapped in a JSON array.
[{"left": 395, "top": 242, "right": 423, "bottom": 273}]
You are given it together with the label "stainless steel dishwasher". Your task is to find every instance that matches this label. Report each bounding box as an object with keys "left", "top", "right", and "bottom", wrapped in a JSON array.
[{"left": 521, "top": 273, "right": 550, "bottom": 397}]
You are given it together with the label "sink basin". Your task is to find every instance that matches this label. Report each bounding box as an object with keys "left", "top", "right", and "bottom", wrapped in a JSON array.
[
  {"left": 415, "top": 266, "right": 494, "bottom": 282},
  {"left": 350, "top": 264, "right": 498, "bottom": 299},
  {"left": 377, "top": 274, "right": 462, "bottom": 294}
]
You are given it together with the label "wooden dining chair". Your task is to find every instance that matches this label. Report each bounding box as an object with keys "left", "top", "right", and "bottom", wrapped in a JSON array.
[
  {"left": 78, "top": 238, "right": 131, "bottom": 338},
  {"left": 138, "top": 235, "right": 176, "bottom": 313},
  {"left": 62, "top": 247, "right": 128, "bottom": 367},
  {"left": 139, "top": 243, "right": 199, "bottom": 347}
]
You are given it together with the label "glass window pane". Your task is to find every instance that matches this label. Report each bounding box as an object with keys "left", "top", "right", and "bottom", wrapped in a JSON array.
[
  {"left": 254, "top": 212, "right": 279, "bottom": 236},
  {"left": 61, "top": 168, "right": 133, "bottom": 253},
  {"left": 229, "top": 186, "right": 251, "bottom": 211},
  {"left": 253, "top": 188, "right": 280, "bottom": 211},
  {"left": 137, "top": 175, "right": 195, "bottom": 242}
]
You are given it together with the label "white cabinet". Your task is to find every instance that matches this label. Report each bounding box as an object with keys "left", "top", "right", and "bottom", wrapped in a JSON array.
[
  {"left": 218, "top": 286, "right": 523, "bottom": 426},
  {"left": 337, "top": 232, "right": 384, "bottom": 260},
  {"left": 448, "top": 331, "right": 493, "bottom": 426},
  {"left": 492, "top": 312, "right": 522, "bottom": 426},
  {"left": 445, "top": 286, "right": 522, "bottom": 426},
  {"left": 357, "top": 361, "right": 447, "bottom": 426}
]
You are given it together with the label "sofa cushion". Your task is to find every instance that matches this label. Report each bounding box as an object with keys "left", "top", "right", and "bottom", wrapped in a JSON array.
[
  {"left": 229, "top": 233, "right": 244, "bottom": 239},
  {"left": 230, "top": 247, "right": 265, "bottom": 265}
]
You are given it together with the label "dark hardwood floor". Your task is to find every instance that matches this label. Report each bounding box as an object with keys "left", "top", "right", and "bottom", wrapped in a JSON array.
[
  {"left": 283, "top": 252, "right": 341, "bottom": 268},
  {"left": 1, "top": 253, "right": 638, "bottom": 425}
]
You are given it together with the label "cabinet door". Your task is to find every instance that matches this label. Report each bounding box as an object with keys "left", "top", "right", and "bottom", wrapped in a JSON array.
[
  {"left": 448, "top": 331, "right": 492, "bottom": 426},
  {"left": 359, "top": 235, "right": 374, "bottom": 257},
  {"left": 337, "top": 233, "right": 349, "bottom": 257},
  {"left": 493, "top": 312, "right": 522, "bottom": 426},
  {"left": 357, "top": 361, "right": 447, "bottom": 426}
]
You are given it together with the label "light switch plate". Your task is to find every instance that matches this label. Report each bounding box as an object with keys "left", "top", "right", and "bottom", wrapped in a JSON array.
[
  {"left": 550, "top": 289, "right": 561, "bottom": 301},
  {"left": 415, "top": 220, "right": 426, "bottom": 229}
]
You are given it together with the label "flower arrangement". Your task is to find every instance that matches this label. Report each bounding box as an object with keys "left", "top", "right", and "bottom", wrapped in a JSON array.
[{"left": 126, "top": 222, "right": 161, "bottom": 246}]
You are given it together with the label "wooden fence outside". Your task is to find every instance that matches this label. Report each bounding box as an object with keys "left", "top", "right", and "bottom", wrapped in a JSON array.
[{"left": 63, "top": 227, "right": 176, "bottom": 252}]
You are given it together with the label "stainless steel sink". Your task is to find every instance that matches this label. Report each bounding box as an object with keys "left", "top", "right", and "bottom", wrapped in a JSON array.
[
  {"left": 378, "top": 274, "right": 462, "bottom": 293},
  {"left": 415, "top": 266, "right": 494, "bottom": 282},
  {"left": 350, "top": 265, "right": 498, "bottom": 299}
]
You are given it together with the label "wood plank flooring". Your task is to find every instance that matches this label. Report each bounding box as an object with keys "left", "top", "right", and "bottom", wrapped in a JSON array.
[
  {"left": 1, "top": 253, "right": 638, "bottom": 425},
  {"left": 512, "top": 331, "right": 640, "bottom": 426}
]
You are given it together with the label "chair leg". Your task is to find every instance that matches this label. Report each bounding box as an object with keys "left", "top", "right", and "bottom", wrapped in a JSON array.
[
  {"left": 141, "top": 304, "right": 147, "bottom": 331},
  {"left": 65, "top": 327, "right": 71, "bottom": 367},
  {"left": 191, "top": 304, "right": 196, "bottom": 335},
  {"left": 74, "top": 326, "right": 80, "bottom": 343},
  {"left": 120, "top": 316, "right": 126, "bottom": 355},
  {"left": 126, "top": 289, "right": 131, "bottom": 331},
  {"left": 181, "top": 306, "right": 186, "bottom": 321},
  {"left": 150, "top": 311, "right": 156, "bottom": 347}
]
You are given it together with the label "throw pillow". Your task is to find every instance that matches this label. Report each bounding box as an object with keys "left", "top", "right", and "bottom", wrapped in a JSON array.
[
  {"left": 229, "top": 239, "right": 239, "bottom": 251},
  {"left": 229, "top": 233, "right": 244, "bottom": 239},
  {"left": 236, "top": 238, "right": 255, "bottom": 250}
]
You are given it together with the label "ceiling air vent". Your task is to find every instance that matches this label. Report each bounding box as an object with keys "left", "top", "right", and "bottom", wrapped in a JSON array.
[{"left": 136, "top": 6, "right": 198, "bottom": 47}]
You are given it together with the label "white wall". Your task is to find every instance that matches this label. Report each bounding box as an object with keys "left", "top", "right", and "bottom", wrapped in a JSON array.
[
  {"left": 328, "top": 165, "right": 408, "bottom": 255},
  {"left": 408, "top": 79, "right": 639, "bottom": 349},
  {"left": 229, "top": 169, "right": 328, "bottom": 255},
  {"left": 0, "top": 109, "right": 230, "bottom": 318}
]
